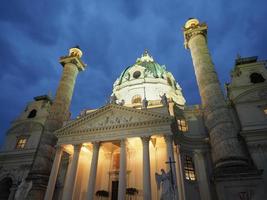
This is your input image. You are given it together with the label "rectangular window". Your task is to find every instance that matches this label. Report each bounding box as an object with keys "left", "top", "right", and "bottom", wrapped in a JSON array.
[
  {"left": 177, "top": 119, "right": 188, "bottom": 132},
  {"left": 264, "top": 108, "right": 267, "bottom": 115},
  {"left": 184, "top": 155, "right": 196, "bottom": 181},
  {"left": 16, "top": 137, "right": 28, "bottom": 149}
]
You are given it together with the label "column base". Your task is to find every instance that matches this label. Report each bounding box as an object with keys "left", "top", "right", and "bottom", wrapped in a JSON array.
[
  {"left": 213, "top": 166, "right": 264, "bottom": 200},
  {"left": 26, "top": 173, "right": 50, "bottom": 200}
]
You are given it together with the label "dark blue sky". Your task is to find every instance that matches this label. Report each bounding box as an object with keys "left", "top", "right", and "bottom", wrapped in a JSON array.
[{"left": 1, "top": 0, "right": 267, "bottom": 146}]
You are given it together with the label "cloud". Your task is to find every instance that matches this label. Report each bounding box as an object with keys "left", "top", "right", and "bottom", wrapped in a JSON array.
[{"left": 0, "top": 0, "right": 267, "bottom": 146}]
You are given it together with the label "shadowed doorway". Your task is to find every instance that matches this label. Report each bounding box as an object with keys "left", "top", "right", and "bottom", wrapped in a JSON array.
[
  {"left": 0, "top": 177, "right": 12, "bottom": 200},
  {"left": 111, "top": 181, "right": 118, "bottom": 200}
]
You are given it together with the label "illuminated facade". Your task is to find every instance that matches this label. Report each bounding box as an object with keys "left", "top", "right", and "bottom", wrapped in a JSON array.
[{"left": 0, "top": 18, "right": 267, "bottom": 200}]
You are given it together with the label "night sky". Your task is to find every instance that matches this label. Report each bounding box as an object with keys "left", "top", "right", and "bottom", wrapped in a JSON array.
[{"left": 1, "top": 0, "right": 267, "bottom": 146}]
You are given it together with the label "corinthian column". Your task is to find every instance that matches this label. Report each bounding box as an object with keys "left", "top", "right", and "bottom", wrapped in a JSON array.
[
  {"left": 118, "top": 139, "right": 127, "bottom": 200},
  {"left": 86, "top": 142, "right": 100, "bottom": 200},
  {"left": 62, "top": 144, "right": 82, "bottom": 200},
  {"left": 44, "top": 145, "right": 63, "bottom": 200},
  {"left": 183, "top": 18, "right": 248, "bottom": 168},
  {"left": 141, "top": 136, "right": 152, "bottom": 200}
]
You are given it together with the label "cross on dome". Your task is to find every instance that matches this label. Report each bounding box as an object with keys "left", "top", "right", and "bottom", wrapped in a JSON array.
[{"left": 136, "top": 49, "right": 154, "bottom": 63}]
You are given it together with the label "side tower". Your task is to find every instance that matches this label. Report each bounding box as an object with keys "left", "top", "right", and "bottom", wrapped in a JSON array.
[
  {"left": 26, "top": 47, "right": 86, "bottom": 199},
  {"left": 183, "top": 18, "right": 248, "bottom": 169}
]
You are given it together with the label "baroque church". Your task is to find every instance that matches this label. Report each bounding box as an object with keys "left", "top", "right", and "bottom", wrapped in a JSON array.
[{"left": 0, "top": 18, "right": 267, "bottom": 200}]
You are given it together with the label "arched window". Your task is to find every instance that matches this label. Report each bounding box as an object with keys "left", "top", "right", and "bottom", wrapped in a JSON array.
[
  {"left": 132, "top": 95, "right": 141, "bottom": 104},
  {"left": 250, "top": 73, "right": 265, "bottom": 83},
  {"left": 184, "top": 155, "right": 196, "bottom": 181},
  {"left": 27, "top": 109, "right": 37, "bottom": 118}
]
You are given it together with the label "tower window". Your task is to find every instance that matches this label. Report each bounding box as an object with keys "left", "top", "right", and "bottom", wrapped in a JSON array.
[
  {"left": 132, "top": 95, "right": 142, "bottom": 104},
  {"left": 184, "top": 155, "right": 196, "bottom": 181},
  {"left": 16, "top": 137, "right": 28, "bottom": 149},
  {"left": 250, "top": 73, "right": 265, "bottom": 84},
  {"left": 177, "top": 119, "right": 188, "bottom": 132},
  {"left": 27, "top": 109, "right": 37, "bottom": 118}
]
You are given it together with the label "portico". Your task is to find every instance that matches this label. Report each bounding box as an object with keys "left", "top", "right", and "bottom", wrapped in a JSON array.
[{"left": 44, "top": 104, "right": 183, "bottom": 200}]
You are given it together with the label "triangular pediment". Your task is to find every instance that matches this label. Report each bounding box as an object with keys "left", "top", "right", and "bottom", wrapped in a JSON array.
[{"left": 56, "top": 104, "right": 171, "bottom": 135}]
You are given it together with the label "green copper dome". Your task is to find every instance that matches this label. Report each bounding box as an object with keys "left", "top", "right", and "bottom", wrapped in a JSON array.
[
  {"left": 117, "top": 50, "right": 168, "bottom": 85},
  {"left": 112, "top": 50, "right": 186, "bottom": 106}
]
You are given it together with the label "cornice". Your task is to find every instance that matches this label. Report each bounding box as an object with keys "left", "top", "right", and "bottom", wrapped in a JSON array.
[
  {"left": 56, "top": 118, "right": 171, "bottom": 137},
  {"left": 174, "top": 132, "right": 210, "bottom": 150}
]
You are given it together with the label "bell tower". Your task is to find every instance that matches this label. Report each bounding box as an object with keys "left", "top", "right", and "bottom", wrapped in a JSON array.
[
  {"left": 183, "top": 18, "right": 248, "bottom": 169},
  {"left": 26, "top": 47, "right": 86, "bottom": 199}
]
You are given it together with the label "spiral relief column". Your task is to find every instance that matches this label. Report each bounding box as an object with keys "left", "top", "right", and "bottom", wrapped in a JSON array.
[
  {"left": 26, "top": 47, "right": 86, "bottom": 199},
  {"left": 183, "top": 18, "right": 248, "bottom": 169}
]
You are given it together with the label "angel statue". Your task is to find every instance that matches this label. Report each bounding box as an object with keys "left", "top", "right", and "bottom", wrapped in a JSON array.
[{"left": 155, "top": 169, "right": 175, "bottom": 200}]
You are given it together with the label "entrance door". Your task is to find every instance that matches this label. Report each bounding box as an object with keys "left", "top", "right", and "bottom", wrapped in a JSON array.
[
  {"left": 111, "top": 181, "right": 119, "bottom": 200},
  {"left": 0, "top": 177, "right": 12, "bottom": 200}
]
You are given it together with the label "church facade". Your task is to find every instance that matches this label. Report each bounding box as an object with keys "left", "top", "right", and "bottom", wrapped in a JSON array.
[{"left": 0, "top": 18, "right": 267, "bottom": 200}]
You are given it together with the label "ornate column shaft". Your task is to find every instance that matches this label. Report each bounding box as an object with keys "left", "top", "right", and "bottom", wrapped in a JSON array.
[
  {"left": 44, "top": 146, "right": 63, "bottom": 200},
  {"left": 193, "top": 150, "right": 212, "bottom": 200},
  {"left": 183, "top": 18, "right": 248, "bottom": 168},
  {"left": 86, "top": 142, "right": 100, "bottom": 200},
  {"left": 62, "top": 144, "right": 82, "bottom": 200},
  {"left": 45, "top": 47, "right": 86, "bottom": 132},
  {"left": 118, "top": 139, "right": 127, "bottom": 200},
  {"left": 141, "top": 136, "right": 152, "bottom": 200}
]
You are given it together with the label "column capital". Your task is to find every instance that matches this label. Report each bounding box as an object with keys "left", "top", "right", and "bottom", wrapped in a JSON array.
[
  {"left": 120, "top": 138, "right": 127, "bottom": 147},
  {"left": 164, "top": 135, "right": 173, "bottom": 143},
  {"left": 91, "top": 141, "right": 100, "bottom": 151},
  {"left": 55, "top": 144, "right": 63, "bottom": 151},
  {"left": 59, "top": 47, "right": 86, "bottom": 71},
  {"left": 183, "top": 18, "right": 208, "bottom": 49},
  {"left": 73, "top": 144, "right": 82, "bottom": 151},
  {"left": 193, "top": 149, "right": 207, "bottom": 158},
  {"left": 141, "top": 136, "right": 151, "bottom": 144}
]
